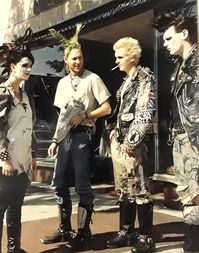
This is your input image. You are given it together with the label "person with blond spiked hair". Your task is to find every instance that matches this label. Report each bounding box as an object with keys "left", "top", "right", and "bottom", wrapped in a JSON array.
[{"left": 106, "top": 37, "right": 157, "bottom": 253}]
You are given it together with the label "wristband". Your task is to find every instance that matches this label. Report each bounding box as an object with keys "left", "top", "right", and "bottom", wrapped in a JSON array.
[
  {"left": 52, "top": 138, "right": 58, "bottom": 145},
  {"left": 0, "top": 150, "right": 10, "bottom": 162}
]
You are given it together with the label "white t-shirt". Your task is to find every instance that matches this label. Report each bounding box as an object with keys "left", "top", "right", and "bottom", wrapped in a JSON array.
[
  {"left": 54, "top": 69, "right": 111, "bottom": 111},
  {"left": 53, "top": 69, "right": 111, "bottom": 142}
]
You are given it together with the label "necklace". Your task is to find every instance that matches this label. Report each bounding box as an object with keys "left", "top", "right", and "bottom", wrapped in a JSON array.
[{"left": 69, "top": 69, "right": 85, "bottom": 91}]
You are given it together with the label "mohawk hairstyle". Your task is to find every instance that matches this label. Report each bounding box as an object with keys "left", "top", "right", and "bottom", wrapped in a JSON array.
[
  {"left": 49, "top": 23, "right": 84, "bottom": 51},
  {"left": 13, "top": 27, "right": 33, "bottom": 54},
  {"left": 152, "top": 1, "right": 196, "bottom": 34}
]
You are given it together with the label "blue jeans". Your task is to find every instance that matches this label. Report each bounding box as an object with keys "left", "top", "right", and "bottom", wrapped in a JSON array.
[{"left": 51, "top": 130, "right": 94, "bottom": 206}]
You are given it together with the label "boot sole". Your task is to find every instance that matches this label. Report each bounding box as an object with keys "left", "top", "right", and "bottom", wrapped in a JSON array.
[
  {"left": 40, "top": 237, "right": 67, "bottom": 244},
  {"left": 107, "top": 242, "right": 134, "bottom": 249}
]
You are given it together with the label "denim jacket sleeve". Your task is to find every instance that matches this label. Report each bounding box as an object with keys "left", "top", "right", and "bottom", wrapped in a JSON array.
[{"left": 124, "top": 69, "right": 157, "bottom": 149}]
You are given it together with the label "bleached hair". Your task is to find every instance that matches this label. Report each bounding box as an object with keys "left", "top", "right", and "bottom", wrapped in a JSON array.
[{"left": 113, "top": 37, "right": 142, "bottom": 61}]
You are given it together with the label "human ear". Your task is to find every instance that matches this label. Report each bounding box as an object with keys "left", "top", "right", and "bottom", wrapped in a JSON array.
[
  {"left": 10, "top": 63, "right": 15, "bottom": 72},
  {"left": 182, "top": 29, "right": 189, "bottom": 40},
  {"left": 64, "top": 56, "right": 67, "bottom": 64}
]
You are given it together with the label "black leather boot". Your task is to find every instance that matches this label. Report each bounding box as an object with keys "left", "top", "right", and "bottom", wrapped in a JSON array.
[
  {"left": 40, "top": 202, "right": 73, "bottom": 244},
  {"left": 131, "top": 202, "right": 155, "bottom": 253},
  {"left": 6, "top": 210, "right": 27, "bottom": 253},
  {"left": 138, "top": 202, "right": 154, "bottom": 236},
  {"left": 131, "top": 234, "right": 155, "bottom": 253},
  {"left": 6, "top": 205, "right": 22, "bottom": 253},
  {"left": 107, "top": 201, "right": 137, "bottom": 248},
  {"left": 66, "top": 203, "right": 93, "bottom": 251}
]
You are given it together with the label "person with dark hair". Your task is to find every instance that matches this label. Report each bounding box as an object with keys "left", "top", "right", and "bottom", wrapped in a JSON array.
[
  {"left": 106, "top": 37, "right": 156, "bottom": 253},
  {"left": 0, "top": 29, "right": 35, "bottom": 253},
  {"left": 154, "top": 14, "right": 199, "bottom": 253},
  {"left": 40, "top": 24, "right": 111, "bottom": 251}
]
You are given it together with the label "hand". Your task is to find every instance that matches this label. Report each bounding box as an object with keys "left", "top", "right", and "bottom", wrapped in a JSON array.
[
  {"left": 2, "top": 161, "right": 14, "bottom": 176},
  {"left": 69, "top": 114, "right": 82, "bottom": 128},
  {"left": 28, "top": 158, "right": 37, "bottom": 180},
  {"left": 109, "top": 129, "right": 116, "bottom": 142},
  {"left": 48, "top": 143, "right": 57, "bottom": 157}
]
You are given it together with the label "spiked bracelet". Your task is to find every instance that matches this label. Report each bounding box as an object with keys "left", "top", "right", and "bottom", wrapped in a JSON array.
[{"left": 0, "top": 150, "right": 10, "bottom": 162}]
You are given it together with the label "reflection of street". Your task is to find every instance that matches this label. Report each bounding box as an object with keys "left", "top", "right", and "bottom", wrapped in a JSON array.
[{"left": 2, "top": 182, "right": 184, "bottom": 253}]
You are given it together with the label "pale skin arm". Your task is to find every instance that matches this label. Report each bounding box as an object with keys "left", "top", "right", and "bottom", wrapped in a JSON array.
[{"left": 69, "top": 100, "right": 111, "bottom": 127}]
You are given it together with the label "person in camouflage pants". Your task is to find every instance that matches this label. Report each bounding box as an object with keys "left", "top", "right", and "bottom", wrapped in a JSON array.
[
  {"left": 154, "top": 14, "right": 199, "bottom": 252},
  {"left": 106, "top": 37, "right": 157, "bottom": 253}
]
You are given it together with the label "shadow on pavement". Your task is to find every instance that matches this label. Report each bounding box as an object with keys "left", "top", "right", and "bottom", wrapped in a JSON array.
[
  {"left": 38, "top": 223, "right": 185, "bottom": 253},
  {"left": 153, "top": 221, "right": 184, "bottom": 242}
]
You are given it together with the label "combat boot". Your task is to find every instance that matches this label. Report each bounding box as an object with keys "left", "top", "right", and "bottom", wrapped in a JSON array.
[
  {"left": 107, "top": 229, "right": 137, "bottom": 248},
  {"left": 66, "top": 203, "right": 93, "bottom": 251},
  {"left": 40, "top": 202, "right": 73, "bottom": 244},
  {"left": 107, "top": 200, "right": 137, "bottom": 248},
  {"left": 131, "top": 235, "right": 155, "bottom": 252}
]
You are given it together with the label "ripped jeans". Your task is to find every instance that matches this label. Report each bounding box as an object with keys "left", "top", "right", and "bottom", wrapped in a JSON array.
[{"left": 51, "top": 130, "right": 94, "bottom": 207}]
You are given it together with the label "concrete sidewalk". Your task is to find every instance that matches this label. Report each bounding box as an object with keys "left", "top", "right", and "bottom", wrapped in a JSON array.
[{"left": 2, "top": 182, "right": 185, "bottom": 253}]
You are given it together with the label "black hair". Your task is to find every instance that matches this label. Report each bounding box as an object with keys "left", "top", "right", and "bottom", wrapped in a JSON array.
[
  {"left": 153, "top": 14, "right": 197, "bottom": 44},
  {"left": 0, "top": 28, "right": 34, "bottom": 76}
]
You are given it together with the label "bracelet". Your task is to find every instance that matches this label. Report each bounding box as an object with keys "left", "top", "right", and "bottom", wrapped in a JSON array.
[
  {"left": 0, "top": 150, "right": 10, "bottom": 162},
  {"left": 52, "top": 138, "right": 58, "bottom": 145}
]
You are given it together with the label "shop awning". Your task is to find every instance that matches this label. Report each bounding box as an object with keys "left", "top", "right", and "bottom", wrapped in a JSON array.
[{"left": 32, "top": 0, "right": 169, "bottom": 47}]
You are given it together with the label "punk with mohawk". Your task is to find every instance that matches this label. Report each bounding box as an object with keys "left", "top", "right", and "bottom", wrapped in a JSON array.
[
  {"left": 153, "top": 10, "right": 199, "bottom": 253},
  {"left": 40, "top": 23, "right": 112, "bottom": 251}
]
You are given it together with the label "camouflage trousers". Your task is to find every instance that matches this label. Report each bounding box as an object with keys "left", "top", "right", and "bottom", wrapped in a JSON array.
[
  {"left": 173, "top": 133, "right": 199, "bottom": 225},
  {"left": 110, "top": 136, "right": 152, "bottom": 204}
]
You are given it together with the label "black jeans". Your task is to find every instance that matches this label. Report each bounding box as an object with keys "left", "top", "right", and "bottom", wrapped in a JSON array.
[{"left": 0, "top": 170, "right": 29, "bottom": 253}]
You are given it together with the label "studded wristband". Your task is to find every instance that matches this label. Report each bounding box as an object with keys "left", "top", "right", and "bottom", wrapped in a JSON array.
[{"left": 0, "top": 150, "right": 10, "bottom": 162}]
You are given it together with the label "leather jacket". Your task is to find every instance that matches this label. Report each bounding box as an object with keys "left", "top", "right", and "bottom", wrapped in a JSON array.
[
  {"left": 171, "top": 44, "right": 199, "bottom": 151},
  {"left": 116, "top": 65, "right": 157, "bottom": 149}
]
